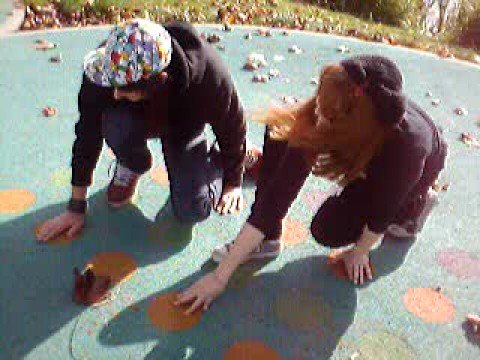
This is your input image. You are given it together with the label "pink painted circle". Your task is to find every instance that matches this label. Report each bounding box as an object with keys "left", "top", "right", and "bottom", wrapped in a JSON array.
[
  {"left": 437, "top": 249, "right": 480, "bottom": 280},
  {"left": 302, "top": 190, "right": 329, "bottom": 210}
]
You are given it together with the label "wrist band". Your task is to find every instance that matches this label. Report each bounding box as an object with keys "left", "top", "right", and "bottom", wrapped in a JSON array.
[{"left": 67, "top": 198, "right": 88, "bottom": 214}]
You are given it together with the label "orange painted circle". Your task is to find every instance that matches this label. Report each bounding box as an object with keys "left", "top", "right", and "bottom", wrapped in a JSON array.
[
  {"left": 34, "top": 222, "right": 78, "bottom": 245},
  {"left": 403, "top": 288, "right": 455, "bottom": 324},
  {"left": 223, "top": 341, "right": 282, "bottom": 360},
  {"left": 281, "top": 219, "right": 309, "bottom": 247},
  {"left": 327, "top": 250, "right": 375, "bottom": 281},
  {"left": 148, "top": 292, "right": 202, "bottom": 332},
  {"left": 86, "top": 252, "right": 137, "bottom": 285},
  {"left": 150, "top": 166, "right": 169, "bottom": 187},
  {"left": 0, "top": 189, "right": 36, "bottom": 214}
]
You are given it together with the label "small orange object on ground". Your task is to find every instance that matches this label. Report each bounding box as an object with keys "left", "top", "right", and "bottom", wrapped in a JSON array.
[
  {"left": 42, "top": 106, "right": 57, "bottom": 117},
  {"left": 148, "top": 292, "right": 203, "bottom": 332}
]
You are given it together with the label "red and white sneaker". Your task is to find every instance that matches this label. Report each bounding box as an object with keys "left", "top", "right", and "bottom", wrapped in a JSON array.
[
  {"left": 211, "top": 239, "right": 282, "bottom": 263},
  {"left": 107, "top": 163, "right": 140, "bottom": 208},
  {"left": 244, "top": 139, "right": 263, "bottom": 182}
]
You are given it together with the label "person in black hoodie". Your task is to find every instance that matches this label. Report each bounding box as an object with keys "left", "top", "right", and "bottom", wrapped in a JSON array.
[
  {"left": 37, "top": 19, "right": 259, "bottom": 242},
  {"left": 175, "top": 55, "right": 448, "bottom": 313}
]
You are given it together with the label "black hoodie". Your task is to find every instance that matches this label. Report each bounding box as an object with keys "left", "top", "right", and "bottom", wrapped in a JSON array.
[{"left": 71, "top": 22, "right": 246, "bottom": 188}]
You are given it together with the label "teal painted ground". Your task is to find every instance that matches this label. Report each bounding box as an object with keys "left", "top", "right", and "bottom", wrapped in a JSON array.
[
  {"left": 0, "top": 26, "right": 479, "bottom": 359},
  {"left": 0, "top": 0, "right": 12, "bottom": 25}
]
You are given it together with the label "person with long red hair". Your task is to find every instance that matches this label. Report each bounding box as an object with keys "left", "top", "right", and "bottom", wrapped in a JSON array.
[{"left": 176, "top": 55, "right": 448, "bottom": 313}]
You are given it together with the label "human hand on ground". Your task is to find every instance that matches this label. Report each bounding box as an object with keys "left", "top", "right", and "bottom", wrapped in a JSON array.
[
  {"left": 339, "top": 247, "right": 373, "bottom": 285},
  {"left": 175, "top": 272, "right": 228, "bottom": 314},
  {"left": 215, "top": 185, "right": 244, "bottom": 215},
  {"left": 36, "top": 211, "right": 85, "bottom": 242}
]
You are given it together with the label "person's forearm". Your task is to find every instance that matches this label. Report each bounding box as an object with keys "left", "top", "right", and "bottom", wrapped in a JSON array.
[
  {"left": 214, "top": 223, "right": 265, "bottom": 282},
  {"left": 355, "top": 225, "right": 384, "bottom": 253},
  {"left": 71, "top": 186, "right": 88, "bottom": 201}
]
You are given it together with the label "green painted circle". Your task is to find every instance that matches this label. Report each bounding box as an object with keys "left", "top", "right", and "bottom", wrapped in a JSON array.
[
  {"left": 356, "top": 332, "right": 415, "bottom": 360},
  {"left": 50, "top": 167, "right": 71, "bottom": 186}
]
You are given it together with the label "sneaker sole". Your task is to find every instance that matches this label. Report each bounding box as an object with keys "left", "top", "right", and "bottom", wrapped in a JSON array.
[
  {"left": 106, "top": 189, "right": 138, "bottom": 209},
  {"left": 211, "top": 247, "right": 281, "bottom": 264}
]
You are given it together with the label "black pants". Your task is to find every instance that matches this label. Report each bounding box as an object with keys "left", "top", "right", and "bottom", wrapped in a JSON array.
[
  {"left": 257, "top": 128, "right": 446, "bottom": 248},
  {"left": 102, "top": 103, "right": 223, "bottom": 223}
]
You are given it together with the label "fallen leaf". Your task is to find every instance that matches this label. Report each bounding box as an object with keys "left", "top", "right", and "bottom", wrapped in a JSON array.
[
  {"left": 206, "top": 33, "right": 221, "bottom": 43},
  {"left": 268, "top": 68, "right": 280, "bottom": 78},
  {"left": 247, "top": 53, "right": 268, "bottom": 67},
  {"left": 454, "top": 107, "right": 468, "bottom": 116},
  {"left": 257, "top": 28, "right": 272, "bottom": 37},
  {"left": 432, "top": 181, "right": 449, "bottom": 192},
  {"left": 244, "top": 61, "right": 259, "bottom": 71},
  {"left": 42, "top": 106, "right": 57, "bottom": 117},
  {"left": 460, "top": 132, "right": 480, "bottom": 148},
  {"left": 49, "top": 54, "right": 63, "bottom": 63},
  {"left": 337, "top": 45, "right": 350, "bottom": 53},
  {"left": 438, "top": 47, "right": 453, "bottom": 58},
  {"left": 252, "top": 74, "right": 269, "bottom": 83},
  {"left": 288, "top": 45, "right": 303, "bottom": 54},
  {"left": 34, "top": 39, "right": 57, "bottom": 50},
  {"left": 281, "top": 95, "right": 298, "bottom": 105}
]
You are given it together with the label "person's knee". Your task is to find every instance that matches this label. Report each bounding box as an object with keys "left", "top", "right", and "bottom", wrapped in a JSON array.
[
  {"left": 102, "top": 108, "right": 128, "bottom": 151},
  {"left": 310, "top": 214, "right": 344, "bottom": 248},
  {"left": 102, "top": 105, "right": 142, "bottom": 152},
  {"left": 173, "top": 193, "right": 212, "bottom": 224},
  {"left": 310, "top": 220, "right": 329, "bottom": 246}
]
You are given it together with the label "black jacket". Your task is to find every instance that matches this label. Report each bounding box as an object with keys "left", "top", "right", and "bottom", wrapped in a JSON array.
[
  {"left": 248, "top": 99, "right": 448, "bottom": 238},
  {"left": 72, "top": 22, "right": 246, "bottom": 188}
]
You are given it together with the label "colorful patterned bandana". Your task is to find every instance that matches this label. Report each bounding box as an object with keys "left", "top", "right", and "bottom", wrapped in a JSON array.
[{"left": 83, "top": 19, "right": 172, "bottom": 87}]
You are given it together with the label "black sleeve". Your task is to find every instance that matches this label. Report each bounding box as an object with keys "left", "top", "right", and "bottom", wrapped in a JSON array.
[
  {"left": 365, "top": 137, "right": 427, "bottom": 233},
  {"left": 247, "top": 146, "right": 311, "bottom": 239},
  {"left": 210, "top": 82, "right": 246, "bottom": 188},
  {"left": 71, "top": 75, "right": 113, "bottom": 187}
]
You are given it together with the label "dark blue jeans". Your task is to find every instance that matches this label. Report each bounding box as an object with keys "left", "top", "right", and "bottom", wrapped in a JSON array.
[{"left": 102, "top": 103, "right": 223, "bottom": 223}]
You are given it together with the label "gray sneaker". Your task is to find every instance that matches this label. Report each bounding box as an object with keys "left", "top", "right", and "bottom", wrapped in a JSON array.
[
  {"left": 211, "top": 239, "right": 282, "bottom": 263},
  {"left": 386, "top": 188, "right": 439, "bottom": 238}
]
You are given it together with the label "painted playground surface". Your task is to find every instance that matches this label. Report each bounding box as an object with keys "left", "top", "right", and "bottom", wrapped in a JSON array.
[
  {"left": 0, "top": 25, "right": 479, "bottom": 359},
  {"left": 0, "top": 0, "right": 12, "bottom": 25}
]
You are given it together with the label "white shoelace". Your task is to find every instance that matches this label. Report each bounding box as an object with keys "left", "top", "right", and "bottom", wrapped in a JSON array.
[
  {"left": 113, "top": 164, "right": 136, "bottom": 187},
  {"left": 245, "top": 139, "right": 259, "bottom": 169},
  {"left": 245, "top": 150, "right": 259, "bottom": 169}
]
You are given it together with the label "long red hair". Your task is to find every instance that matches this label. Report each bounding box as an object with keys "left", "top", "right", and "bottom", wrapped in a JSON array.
[{"left": 256, "top": 64, "right": 390, "bottom": 185}]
